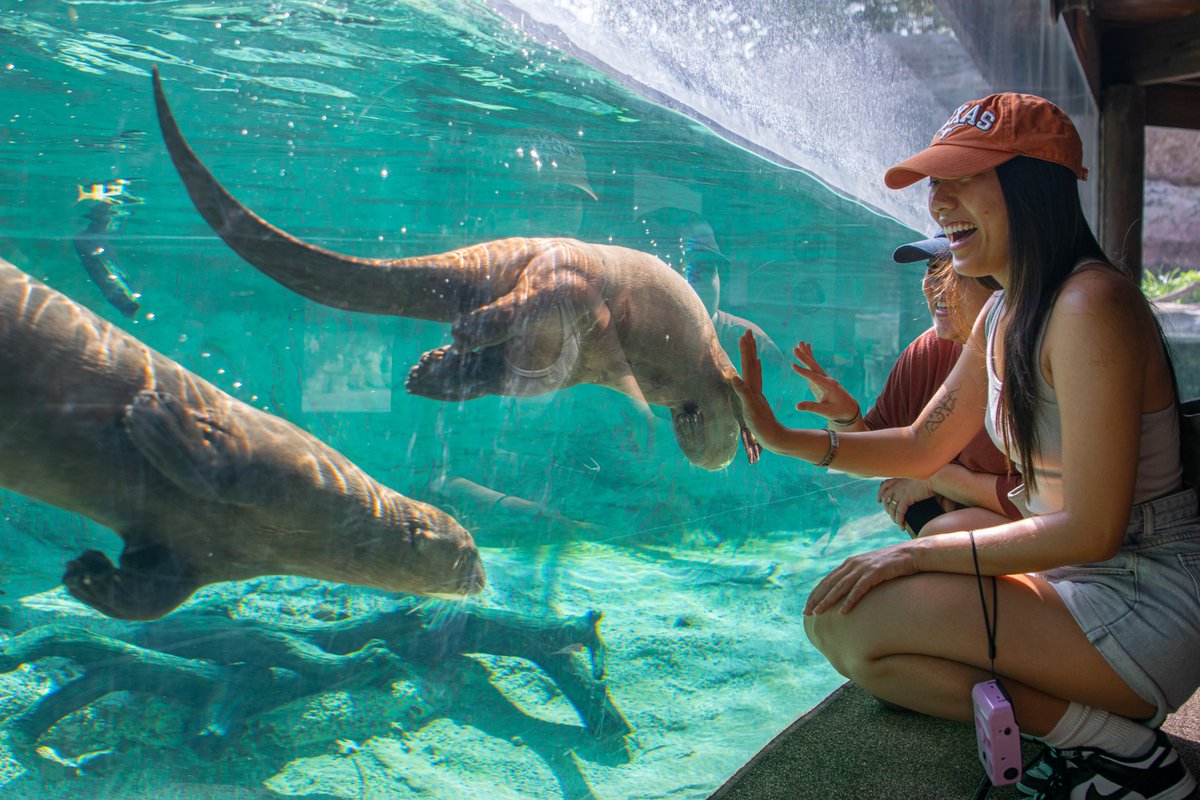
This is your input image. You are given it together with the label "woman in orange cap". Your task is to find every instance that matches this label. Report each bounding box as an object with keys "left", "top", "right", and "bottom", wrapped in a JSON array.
[{"left": 733, "top": 93, "right": 1199, "bottom": 799}]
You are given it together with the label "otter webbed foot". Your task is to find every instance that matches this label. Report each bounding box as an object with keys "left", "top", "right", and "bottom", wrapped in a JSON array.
[
  {"left": 63, "top": 543, "right": 199, "bottom": 621},
  {"left": 405, "top": 344, "right": 507, "bottom": 401}
]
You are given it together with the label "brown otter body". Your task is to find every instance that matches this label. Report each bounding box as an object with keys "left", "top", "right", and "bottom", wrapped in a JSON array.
[
  {"left": 0, "top": 258, "right": 483, "bottom": 620},
  {"left": 152, "top": 67, "right": 759, "bottom": 471}
]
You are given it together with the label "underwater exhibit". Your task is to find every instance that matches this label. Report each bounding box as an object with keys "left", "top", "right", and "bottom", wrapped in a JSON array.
[{"left": 0, "top": 1, "right": 1103, "bottom": 798}]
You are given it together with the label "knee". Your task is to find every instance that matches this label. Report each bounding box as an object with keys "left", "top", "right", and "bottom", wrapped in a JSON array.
[{"left": 804, "top": 611, "right": 864, "bottom": 680}]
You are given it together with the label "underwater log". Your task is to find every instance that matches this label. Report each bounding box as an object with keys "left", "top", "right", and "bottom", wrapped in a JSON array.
[
  {"left": 0, "top": 597, "right": 633, "bottom": 748},
  {"left": 145, "top": 597, "right": 631, "bottom": 742},
  {"left": 0, "top": 596, "right": 629, "bottom": 762}
]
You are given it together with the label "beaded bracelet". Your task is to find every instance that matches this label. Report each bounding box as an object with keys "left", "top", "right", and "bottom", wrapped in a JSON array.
[
  {"left": 816, "top": 428, "right": 839, "bottom": 468},
  {"left": 830, "top": 406, "right": 862, "bottom": 429}
]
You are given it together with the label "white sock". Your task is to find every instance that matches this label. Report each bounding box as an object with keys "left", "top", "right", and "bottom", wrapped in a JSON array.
[{"left": 1042, "top": 702, "right": 1156, "bottom": 757}]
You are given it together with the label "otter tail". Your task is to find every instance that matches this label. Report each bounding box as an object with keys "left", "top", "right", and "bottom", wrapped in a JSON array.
[{"left": 153, "top": 66, "right": 512, "bottom": 322}]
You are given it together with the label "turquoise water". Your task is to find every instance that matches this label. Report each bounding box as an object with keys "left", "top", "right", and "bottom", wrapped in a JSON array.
[{"left": 0, "top": 1, "right": 925, "bottom": 798}]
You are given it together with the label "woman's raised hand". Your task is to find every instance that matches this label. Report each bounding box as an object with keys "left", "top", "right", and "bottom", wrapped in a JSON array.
[
  {"left": 731, "top": 331, "right": 784, "bottom": 446},
  {"left": 792, "top": 342, "right": 860, "bottom": 424}
]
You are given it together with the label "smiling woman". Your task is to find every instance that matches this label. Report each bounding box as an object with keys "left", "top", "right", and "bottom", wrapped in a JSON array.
[
  {"left": 926, "top": 172, "right": 1011, "bottom": 283},
  {"left": 733, "top": 92, "right": 1200, "bottom": 800}
]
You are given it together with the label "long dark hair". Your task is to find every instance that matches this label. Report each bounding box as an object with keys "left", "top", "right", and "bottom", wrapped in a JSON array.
[{"left": 994, "top": 156, "right": 1108, "bottom": 490}]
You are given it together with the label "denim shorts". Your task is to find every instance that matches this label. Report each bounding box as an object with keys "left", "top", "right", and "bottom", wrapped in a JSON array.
[{"left": 1040, "top": 486, "right": 1200, "bottom": 727}]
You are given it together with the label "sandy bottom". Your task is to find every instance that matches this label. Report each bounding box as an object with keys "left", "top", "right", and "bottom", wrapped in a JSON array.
[{"left": 0, "top": 499, "right": 899, "bottom": 800}]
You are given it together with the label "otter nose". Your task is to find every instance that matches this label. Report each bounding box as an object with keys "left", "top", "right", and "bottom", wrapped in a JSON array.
[{"left": 461, "top": 555, "right": 486, "bottom": 595}]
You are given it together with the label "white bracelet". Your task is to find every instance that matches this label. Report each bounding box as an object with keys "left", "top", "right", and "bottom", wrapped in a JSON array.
[{"left": 816, "top": 428, "right": 839, "bottom": 468}]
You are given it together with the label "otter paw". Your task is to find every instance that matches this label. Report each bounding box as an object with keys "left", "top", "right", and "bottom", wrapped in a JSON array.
[
  {"left": 63, "top": 546, "right": 195, "bottom": 621},
  {"left": 63, "top": 550, "right": 123, "bottom": 614},
  {"left": 405, "top": 345, "right": 454, "bottom": 395},
  {"left": 405, "top": 346, "right": 499, "bottom": 401}
]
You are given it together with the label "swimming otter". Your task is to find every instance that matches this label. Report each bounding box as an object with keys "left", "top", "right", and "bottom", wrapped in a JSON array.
[
  {"left": 152, "top": 66, "right": 759, "bottom": 471},
  {"left": 0, "top": 257, "right": 484, "bottom": 620}
]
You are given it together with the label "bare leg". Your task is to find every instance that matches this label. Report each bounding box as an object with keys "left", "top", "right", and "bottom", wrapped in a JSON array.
[
  {"left": 916, "top": 507, "right": 1011, "bottom": 538},
  {"left": 803, "top": 571, "right": 1155, "bottom": 736}
]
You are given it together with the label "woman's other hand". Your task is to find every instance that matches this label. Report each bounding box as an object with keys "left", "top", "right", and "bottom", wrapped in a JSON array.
[
  {"left": 792, "top": 342, "right": 861, "bottom": 425},
  {"left": 733, "top": 331, "right": 836, "bottom": 463},
  {"left": 803, "top": 542, "right": 920, "bottom": 615},
  {"left": 877, "top": 477, "right": 938, "bottom": 530}
]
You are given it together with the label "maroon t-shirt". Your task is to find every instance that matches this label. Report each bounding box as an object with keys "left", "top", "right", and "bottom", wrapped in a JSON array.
[{"left": 863, "top": 328, "right": 1022, "bottom": 519}]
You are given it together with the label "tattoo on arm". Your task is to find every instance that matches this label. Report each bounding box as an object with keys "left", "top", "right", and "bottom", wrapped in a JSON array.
[{"left": 924, "top": 385, "right": 958, "bottom": 435}]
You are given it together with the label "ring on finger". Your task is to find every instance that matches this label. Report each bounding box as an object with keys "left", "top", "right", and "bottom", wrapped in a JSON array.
[{"left": 887, "top": 498, "right": 898, "bottom": 506}]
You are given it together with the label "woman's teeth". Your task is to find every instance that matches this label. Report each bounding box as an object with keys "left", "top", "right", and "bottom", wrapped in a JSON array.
[{"left": 943, "top": 223, "right": 977, "bottom": 243}]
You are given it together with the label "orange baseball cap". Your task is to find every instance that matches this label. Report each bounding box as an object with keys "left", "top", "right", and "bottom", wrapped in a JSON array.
[{"left": 884, "top": 93, "right": 1088, "bottom": 190}]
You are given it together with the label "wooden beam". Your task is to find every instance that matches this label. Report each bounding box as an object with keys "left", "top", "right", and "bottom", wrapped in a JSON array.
[
  {"left": 1105, "top": 11, "right": 1200, "bottom": 84},
  {"left": 1090, "top": 0, "right": 1200, "bottom": 27},
  {"left": 1145, "top": 83, "right": 1200, "bottom": 128},
  {"left": 1099, "top": 84, "right": 1146, "bottom": 279},
  {"left": 1061, "top": 8, "right": 1104, "bottom": 104}
]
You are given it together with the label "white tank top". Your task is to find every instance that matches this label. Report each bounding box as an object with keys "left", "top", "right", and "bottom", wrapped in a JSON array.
[{"left": 983, "top": 265, "right": 1182, "bottom": 515}]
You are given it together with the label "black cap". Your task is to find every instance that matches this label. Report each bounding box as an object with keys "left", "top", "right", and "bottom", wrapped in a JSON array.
[{"left": 891, "top": 231, "right": 950, "bottom": 264}]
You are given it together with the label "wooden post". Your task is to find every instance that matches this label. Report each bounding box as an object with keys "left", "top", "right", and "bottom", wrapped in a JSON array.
[{"left": 1100, "top": 84, "right": 1146, "bottom": 280}]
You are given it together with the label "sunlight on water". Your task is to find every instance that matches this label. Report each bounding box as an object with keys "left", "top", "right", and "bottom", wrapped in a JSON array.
[{"left": 0, "top": 1, "right": 933, "bottom": 798}]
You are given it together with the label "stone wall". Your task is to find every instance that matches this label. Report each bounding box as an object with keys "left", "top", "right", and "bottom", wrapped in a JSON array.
[{"left": 1145, "top": 128, "right": 1200, "bottom": 273}]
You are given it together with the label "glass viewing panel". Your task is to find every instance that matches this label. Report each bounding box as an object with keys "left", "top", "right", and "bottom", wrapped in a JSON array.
[{"left": 0, "top": 1, "right": 1111, "bottom": 798}]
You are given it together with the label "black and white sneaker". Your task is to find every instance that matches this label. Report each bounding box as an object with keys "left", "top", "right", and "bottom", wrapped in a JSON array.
[
  {"left": 1029, "top": 730, "right": 1196, "bottom": 800},
  {"left": 1017, "top": 744, "right": 1070, "bottom": 796}
]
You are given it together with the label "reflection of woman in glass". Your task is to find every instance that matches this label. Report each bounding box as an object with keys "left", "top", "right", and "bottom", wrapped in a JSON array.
[
  {"left": 792, "top": 232, "right": 1020, "bottom": 537},
  {"left": 640, "top": 206, "right": 785, "bottom": 370},
  {"left": 735, "top": 94, "right": 1199, "bottom": 798}
]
